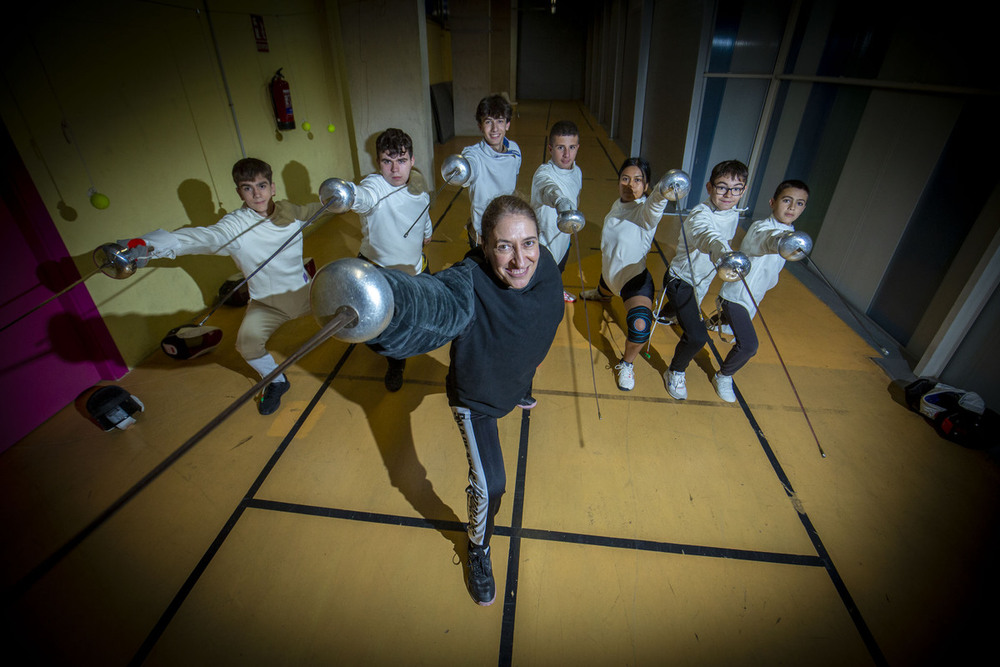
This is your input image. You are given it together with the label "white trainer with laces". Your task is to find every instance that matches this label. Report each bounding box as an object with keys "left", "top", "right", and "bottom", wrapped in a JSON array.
[
  {"left": 615, "top": 360, "right": 635, "bottom": 391},
  {"left": 712, "top": 372, "right": 736, "bottom": 403},
  {"left": 665, "top": 370, "right": 687, "bottom": 400}
]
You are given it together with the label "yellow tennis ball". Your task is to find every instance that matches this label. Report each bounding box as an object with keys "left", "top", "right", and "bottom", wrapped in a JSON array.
[
  {"left": 327, "top": 124, "right": 335, "bottom": 133},
  {"left": 90, "top": 192, "right": 110, "bottom": 209},
  {"left": 302, "top": 122, "right": 311, "bottom": 131}
]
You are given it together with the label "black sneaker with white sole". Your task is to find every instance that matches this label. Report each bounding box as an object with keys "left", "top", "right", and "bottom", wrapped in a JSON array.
[
  {"left": 518, "top": 394, "right": 537, "bottom": 409},
  {"left": 465, "top": 542, "right": 496, "bottom": 606},
  {"left": 258, "top": 379, "right": 290, "bottom": 415},
  {"left": 655, "top": 304, "right": 677, "bottom": 325}
]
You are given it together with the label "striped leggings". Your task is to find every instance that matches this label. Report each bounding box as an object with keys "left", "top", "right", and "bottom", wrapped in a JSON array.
[{"left": 452, "top": 406, "right": 507, "bottom": 548}]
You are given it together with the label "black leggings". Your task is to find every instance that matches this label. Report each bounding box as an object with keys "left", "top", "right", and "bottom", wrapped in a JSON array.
[
  {"left": 718, "top": 300, "right": 759, "bottom": 376},
  {"left": 557, "top": 246, "right": 570, "bottom": 274},
  {"left": 666, "top": 277, "right": 710, "bottom": 373}
]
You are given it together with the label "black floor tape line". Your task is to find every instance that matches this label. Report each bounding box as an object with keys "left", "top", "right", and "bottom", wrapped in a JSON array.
[
  {"left": 120, "top": 351, "right": 879, "bottom": 664},
  {"left": 703, "top": 337, "right": 888, "bottom": 666},
  {"left": 3, "top": 339, "right": 349, "bottom": 605},
  {"left": 497, "top": 407, "right": 533, "bottom": 666},
  {"left": 87, "top": 243, "right": 876, "bottom": 665},
  {"left": 649, "top": 239, "right": 887, "bottom": 665},
  {"left": 128, "top": 344, "right": 357, "bottom": 666}
]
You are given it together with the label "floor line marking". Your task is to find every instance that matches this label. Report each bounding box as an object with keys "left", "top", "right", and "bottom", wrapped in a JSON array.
[
  {"left": 704, "top": 337, "right": 887, "bottom": 666},
  {"left": 244, "top": 498, "right": 826, "bottom": 568},
  {"left": 651, "top": 232, "right": 887, "bottom": 664},
  {"left": 497, "top": 405, "right": 533, "bottom": 666},
  {"left": 128, "top": 345, "right": 357, "bottom": 666}
]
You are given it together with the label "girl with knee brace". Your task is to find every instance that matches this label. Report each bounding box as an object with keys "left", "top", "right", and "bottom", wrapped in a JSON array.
[{"left": 580, "top": 157, "right": 671, "bottom": 391}]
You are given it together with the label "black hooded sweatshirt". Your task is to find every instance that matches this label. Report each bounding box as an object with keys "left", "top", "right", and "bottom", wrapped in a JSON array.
[{"left": 368, "top": 246, "right": 563, "bottom": 417}]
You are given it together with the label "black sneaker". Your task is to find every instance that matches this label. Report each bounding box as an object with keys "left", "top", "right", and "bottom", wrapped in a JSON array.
[
  {"left": 384, "top": 365, "right": 404, "bottom": 392},
  {"left": 655, "top": 304, "right": 677, "bottom": 325},
  {"left": 518, "top": 394, "right": 537, "bottom": 409},
  {"left": 257, "top": 379, "right": 290, "bottom": 415},
  {"left": 466, "top": 542, "right": 496, "bottom": 606}
]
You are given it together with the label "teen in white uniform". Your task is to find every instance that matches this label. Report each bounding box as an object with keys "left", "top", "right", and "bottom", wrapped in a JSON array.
[
  {"left": 136, "top": 158, "right": 324, "bottom": 415},
  {"left": 663, "top": 159, "right": 748, "bottom": 401},
  {"left": 711, "top": 180, "right": 810, "bottom": 402},
  {"left": 350, "top": 128, "right": 433, "bottom": 391},
  {"left": 580, "top": 158, "right": 670, "bottom": 391},
  {"left": 461, "top": 94, "right": 521, "bottom": 247},
  {"left": 531, "top": 120, "right": 583, "bottom": 303}
]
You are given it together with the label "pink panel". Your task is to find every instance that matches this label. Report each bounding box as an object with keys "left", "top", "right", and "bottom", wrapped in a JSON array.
[{"left": 0, "top": 129, "right": 128, "bottom": 451}]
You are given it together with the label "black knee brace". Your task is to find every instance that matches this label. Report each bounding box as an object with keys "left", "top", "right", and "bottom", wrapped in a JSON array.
[{"left": 626, "top": 305, "right": 653, "bottom": 344}]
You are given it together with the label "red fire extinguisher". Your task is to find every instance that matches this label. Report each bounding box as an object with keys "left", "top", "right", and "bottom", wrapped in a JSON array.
[{"left": 270, "top": 68, "right": 295, "bottom": 131}]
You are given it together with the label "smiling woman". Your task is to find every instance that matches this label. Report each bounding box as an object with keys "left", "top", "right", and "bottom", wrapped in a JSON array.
[
  {"left": 482, "top": 195, "right": 540, "bottom": 289},
  {"left": 363, "top": 193, "right": 563, "bottom": 605}
]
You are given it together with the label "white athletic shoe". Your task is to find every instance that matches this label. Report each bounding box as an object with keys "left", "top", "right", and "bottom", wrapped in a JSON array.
[
  {"left": 563, "top": 290, "right": 577, "bottom": 303},
  {"left": 580, "top": 288, "right": 611, "bottom": 302},
  {"left": 615, "top": 360, "right": 635, "bottom": 391},
  {"left": 706, "top": 313, "right": 733, "bottom": 336},
  {"left": 713, "top": 373, "right": 736, "bottom": 403},
  {"left": 665, "top": 370, "right": 687, "bottom": 400},
  {"left": 655, "top": 310, "right": 677, "bottom": 326}
]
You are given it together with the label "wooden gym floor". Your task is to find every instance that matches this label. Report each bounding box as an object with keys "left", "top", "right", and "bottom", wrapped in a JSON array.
[{"left": 2, "top": 101, "right": 998, "bottom": 666}]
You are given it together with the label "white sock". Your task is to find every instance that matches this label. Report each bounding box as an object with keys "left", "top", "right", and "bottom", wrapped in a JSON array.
[{"left": 246, "top": 354, "right": 286, "bottom": 384}]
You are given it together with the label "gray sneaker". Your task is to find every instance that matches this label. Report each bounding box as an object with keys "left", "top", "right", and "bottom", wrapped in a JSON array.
[
  {"left": 665, "top": 370, "right": 687, "bottom": 400},
  {"left": 615, "top": 360, "right": 635, "bottom": 391},
  {"left": 712, "top": 373, "right": 736, "bottom": 403},
  {"left": 580, "top": 288, "right": 611, "bottom": 302}
]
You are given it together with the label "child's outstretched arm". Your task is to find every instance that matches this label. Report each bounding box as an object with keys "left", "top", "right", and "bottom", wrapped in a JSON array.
[
  {"left": 635, "top": 173, "right": 674, "bottom": 230},
  {"left": 685, "top": 210, "right": 733, "bottom": 263},
  {"left": 137, "top": 215, "right": 249, "bottom": 259},
  {"left": 739, "top": 221, "right": 782, "bottom": 257}
]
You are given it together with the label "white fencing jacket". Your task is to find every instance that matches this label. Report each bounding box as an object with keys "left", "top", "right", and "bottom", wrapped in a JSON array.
[
  {"left": 530, "top": 160, "right": 583, "bottom": 264},
  {"left": 719, "top": 215, "right": 793, "bottom": 318}
]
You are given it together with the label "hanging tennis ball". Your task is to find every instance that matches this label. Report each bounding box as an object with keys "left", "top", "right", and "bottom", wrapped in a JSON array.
[
  {"left": 302, "top": 121, "right": 311, "bottom": 131},
  {"left": 90, "top": 191, "right": 110, "bottom": 209},
  {"left": 327, "top": 124, "right": 336, "bottom": 133}
]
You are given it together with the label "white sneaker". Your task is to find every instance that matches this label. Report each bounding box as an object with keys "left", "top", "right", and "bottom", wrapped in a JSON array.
[
  {"left": 580, "top": 288, "right": 611, "bottom": 302},
  {"left": 709, "top": 323, "right": 733, "bottom": 336},
  {"left": 563, "top": 290, "right": 577, "bottom": 303},
  {"left": 713, "top": 373, "right": 736, "bottom": 403},
  {"left": 655, "top": 310, "right": 677, "bottom": 325},
  {"left": 615, "top": 360, "right": 635, "bottom": 391},
  {"left": 665, "top": 370, "right": 687, "bottom": 400},
  {"left": 706, "top": 314, "right": 733, "bottom": 336}
]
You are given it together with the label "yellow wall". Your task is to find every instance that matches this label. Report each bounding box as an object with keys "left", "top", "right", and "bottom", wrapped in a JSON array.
[
  {"left": 1, "top": 0, "right": 355, "bottom": 367},
  {"left": 425, "top": 19, "right": 452, "bottom": 86}
]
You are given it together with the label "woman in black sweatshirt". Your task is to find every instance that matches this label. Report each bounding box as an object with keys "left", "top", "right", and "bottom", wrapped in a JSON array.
[{"left": 367, "top": 195, "right": 563, "bottom": 606}]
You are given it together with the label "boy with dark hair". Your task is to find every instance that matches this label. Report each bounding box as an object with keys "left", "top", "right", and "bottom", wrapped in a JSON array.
[
  {"left": 663, "top": 159, "right": 748, "bottom": 400},
  {"left": 460, "top": 94, "right": 522, "bottom": 247},
  {"left": 134, "top": 157, "right": 325, "bottom": 415},
  {"left": 531, "top": 120, "right": 582, "bottom": 303},
  {"left": 710, "top": 179, "right": 810, "bottom": 402},
  {"left": 347, "top": 127, "right": 432, "bottom": 391}
]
